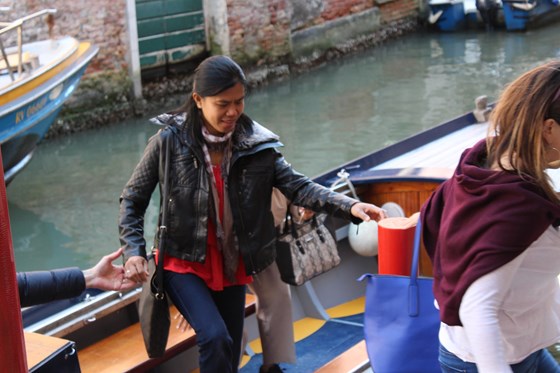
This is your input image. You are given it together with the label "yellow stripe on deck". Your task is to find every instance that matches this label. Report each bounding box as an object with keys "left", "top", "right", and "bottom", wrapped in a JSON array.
[
  {"left": 325, "top": 297, "right": 364, "bottom": 319},
  {"left": 245, "top": 296, "right": 365, "bottom": 357}
]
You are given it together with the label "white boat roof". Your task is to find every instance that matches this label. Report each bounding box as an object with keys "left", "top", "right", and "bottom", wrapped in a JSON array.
[
  {"left": 371, "top": 120, "right": 560, "bottom": 191},
  {"left": 373, "top": 122, "right": 489, "bottom": 170}
]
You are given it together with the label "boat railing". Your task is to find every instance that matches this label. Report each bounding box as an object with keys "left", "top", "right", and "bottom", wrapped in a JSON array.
[{"left": 0, "top": 8, "right": 56, "bottom": 82}]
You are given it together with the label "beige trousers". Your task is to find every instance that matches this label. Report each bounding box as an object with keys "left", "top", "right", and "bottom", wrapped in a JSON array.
[{"left": 248, "top": 262, "right": 296, "bottom": 365}]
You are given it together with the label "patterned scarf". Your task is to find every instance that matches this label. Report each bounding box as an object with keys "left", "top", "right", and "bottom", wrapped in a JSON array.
[{"left": 201, "top": 126, "right": 238, "bottom": 282}]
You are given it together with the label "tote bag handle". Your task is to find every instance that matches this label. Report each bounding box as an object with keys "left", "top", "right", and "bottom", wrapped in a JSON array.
[{"left": 408, "top": 218, "right": 423, "bottom": 317}]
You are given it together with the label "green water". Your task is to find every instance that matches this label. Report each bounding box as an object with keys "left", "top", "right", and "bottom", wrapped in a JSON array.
[{"left": 7, "top": 25, "right": 560, "bottom": 271}]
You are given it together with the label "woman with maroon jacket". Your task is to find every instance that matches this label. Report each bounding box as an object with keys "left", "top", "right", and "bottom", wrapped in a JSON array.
[{"left": 421, "top": 61, "right": 560, "bottom": 372}]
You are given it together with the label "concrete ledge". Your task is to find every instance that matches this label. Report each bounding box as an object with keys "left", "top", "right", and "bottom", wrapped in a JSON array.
[{"left": 291, "top": 8, "right": 381, "bottom": 58}]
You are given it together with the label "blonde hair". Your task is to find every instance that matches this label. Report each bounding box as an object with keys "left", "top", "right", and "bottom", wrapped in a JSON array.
[{"left": 487, "top": 60, "right": 560, "bottom": 203}]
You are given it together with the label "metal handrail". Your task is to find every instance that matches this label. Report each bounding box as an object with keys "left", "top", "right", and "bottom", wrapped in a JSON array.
[{"left": 0, "top": 9, "right": 57, "bottom": 81}]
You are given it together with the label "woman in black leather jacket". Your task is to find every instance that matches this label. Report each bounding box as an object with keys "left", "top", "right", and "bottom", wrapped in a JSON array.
[{"left": 119, "top": 55, "right": 386, "bottom": 373}]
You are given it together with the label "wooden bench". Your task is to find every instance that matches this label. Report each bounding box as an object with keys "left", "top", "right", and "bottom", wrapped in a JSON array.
[
  {"left": 78, "top": 293, "right": 256, "bottom": 373},
  {"left": 314, "top": 340, "right": 370, "bottom": 373}
]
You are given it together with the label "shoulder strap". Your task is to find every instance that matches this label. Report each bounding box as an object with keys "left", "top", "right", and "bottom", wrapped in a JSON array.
[{"left": 155, "top": 132, "right": 172, "bottom": 296}]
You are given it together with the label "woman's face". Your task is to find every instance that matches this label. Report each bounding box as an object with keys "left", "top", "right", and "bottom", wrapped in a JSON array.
[{"left": 193, "top": 82, "right": 245, "bottom": 136}]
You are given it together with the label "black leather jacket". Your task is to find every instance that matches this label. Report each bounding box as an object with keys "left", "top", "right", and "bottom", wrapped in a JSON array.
[{"left": 119, "top": 116, "right": 359, "bottom": 275}]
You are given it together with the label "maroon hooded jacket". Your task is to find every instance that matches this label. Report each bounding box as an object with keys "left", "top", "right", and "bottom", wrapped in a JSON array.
[{"left": 421, "top": 139, "right": 560, "bottom": 326}]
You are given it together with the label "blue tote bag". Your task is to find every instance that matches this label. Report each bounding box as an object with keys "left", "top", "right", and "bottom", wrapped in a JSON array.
[{"left": 359, "top": 218, "right": 440, "bottom": 373}]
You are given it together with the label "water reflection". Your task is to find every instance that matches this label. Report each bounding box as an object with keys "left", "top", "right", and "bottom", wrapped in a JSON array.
[{"left": 8, "top": 25, "right": 560, "bottom": 271}]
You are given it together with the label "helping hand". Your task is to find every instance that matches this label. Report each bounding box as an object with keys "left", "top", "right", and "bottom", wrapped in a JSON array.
[
  {"left": 350, "top": 202, "right": 387, "bottom": 222},
  {"left": 83, "top": 247, "right": 138, "bottom": 291}
]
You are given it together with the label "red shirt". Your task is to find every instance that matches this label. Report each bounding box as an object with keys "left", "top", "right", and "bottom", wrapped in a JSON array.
[{"left": 159, "top": 165, "right": 252, "bottom": 291}]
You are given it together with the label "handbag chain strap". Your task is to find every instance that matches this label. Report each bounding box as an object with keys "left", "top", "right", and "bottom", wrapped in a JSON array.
[{"left": 154, "top": 131, "right": 172, "bottom": 299}]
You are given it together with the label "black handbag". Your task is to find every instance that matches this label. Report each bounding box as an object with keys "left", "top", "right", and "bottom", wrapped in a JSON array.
[
  {"left": 276, "top": 210, "right": 341, "bottom": 286},
  {"left": 138, "top": 132, "right": 172, "bottom": 358}
]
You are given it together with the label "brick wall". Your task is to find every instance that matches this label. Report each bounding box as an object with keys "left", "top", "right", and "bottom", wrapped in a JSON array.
[
  {"left": 319, "top": 0, "right": 375, "bottom": 21},
  {"left": 226, "top": 0, "right": 292, "bottom": 65},
  {"left": 225, "top": 0, "right": 417, "bottom": 64},
  {"left": 7, "top": 0, "right": 419, "bottom": 80},
  {"left": 377, "top": 0, "right": 419, "bottom": 24}
]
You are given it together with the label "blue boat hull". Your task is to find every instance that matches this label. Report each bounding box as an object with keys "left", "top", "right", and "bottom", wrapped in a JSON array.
[
  {"left": 502, "top": 0, "right": 560, "bottom": 30},
  {"left": 430, "top": 2, "right": 467, "bottom": 31},
  {"left": 0, "top": 43, "right": 98, "bottom": 184}
]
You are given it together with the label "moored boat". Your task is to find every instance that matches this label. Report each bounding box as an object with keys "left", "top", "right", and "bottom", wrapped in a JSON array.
[
  {"left": 501, "top": 0, "right": 560, "bottom": 31},
  {"left": 0, "top": 9, "right": 98, "bottom": 185},
  {"left": 428, "top": 0, "right": 504, "bottom": 31}
]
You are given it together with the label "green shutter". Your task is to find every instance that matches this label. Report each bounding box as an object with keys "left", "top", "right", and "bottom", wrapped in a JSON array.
[{"left": 136, "top": 0, "right": 205, "bottom": 70}]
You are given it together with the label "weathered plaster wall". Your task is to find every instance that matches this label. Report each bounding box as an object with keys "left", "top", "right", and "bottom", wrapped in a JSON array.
[
  {"left": 225, "top": 0, "right": 292, "bottom": 65},
  {"left": 222, "top": 0, "right": 419, "bottom": 63}
]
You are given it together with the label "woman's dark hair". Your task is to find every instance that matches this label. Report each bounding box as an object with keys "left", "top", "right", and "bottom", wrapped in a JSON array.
[{"left": 172, "top": 55, "right": 252, "bottom": 142}]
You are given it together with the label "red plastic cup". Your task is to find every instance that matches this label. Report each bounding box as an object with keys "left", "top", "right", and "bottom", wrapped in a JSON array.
[{"left": 377, "top": 217, "right": 417, "bottom": 276}]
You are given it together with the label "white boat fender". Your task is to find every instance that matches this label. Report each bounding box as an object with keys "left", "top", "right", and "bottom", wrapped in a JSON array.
[
  {"left": 347, "top": 201, "right": 407, "bottom": 257},
  {"left": 330, "top": 170, "right": 405, "bottom": 257},
  {"left": 348, "top": 220, "right": 379, "bottom": 257},
  {"left": 512, "top": 1, "right": 537, "bottom": 10},
  {"left": 428, "top": 10, "right": 444, "bottom": 24}
]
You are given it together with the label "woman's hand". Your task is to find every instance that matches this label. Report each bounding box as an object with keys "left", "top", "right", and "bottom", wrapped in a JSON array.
[
  {"left": 82, "top": 247, "right": 137, "bottom": 291},
  {"left": 289, "top": 205, "right": 315, "bottom": 224},
  {"left": 124, "top": 255, "right": 149, "bottom": 283},
  {"left": 350, "top": 202, "right": 387, "bottom": 222}
]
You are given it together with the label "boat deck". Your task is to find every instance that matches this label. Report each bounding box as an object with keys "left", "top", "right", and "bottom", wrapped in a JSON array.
[
  {"left": 0, "top": 37, "right": 79, "bottom": 94},
  {"left": 367, "top": 120, "right": 560, "bottom": 190},
  {"left": 240, "top": 297, "right": 368, "bottom": 372},
  {"left": 373, "top": 122, "right": 489, "bottom": 171}
]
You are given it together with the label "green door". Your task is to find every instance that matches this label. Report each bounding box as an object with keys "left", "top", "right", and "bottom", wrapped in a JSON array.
[{"left": 136, "top": 0, "right": 206, "bottom": 70}]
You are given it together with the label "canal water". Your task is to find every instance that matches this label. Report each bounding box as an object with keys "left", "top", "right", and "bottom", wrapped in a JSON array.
[{"left": 7, "top": 24, "right": 560, "bottom": 272}]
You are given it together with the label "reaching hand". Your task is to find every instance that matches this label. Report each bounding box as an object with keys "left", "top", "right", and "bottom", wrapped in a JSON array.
[
  {"left": 350, "top": 202, "right": 387, "bottom": 222},
  {"left": 83, "top": 248, "right": 138, "bottom": 291}
]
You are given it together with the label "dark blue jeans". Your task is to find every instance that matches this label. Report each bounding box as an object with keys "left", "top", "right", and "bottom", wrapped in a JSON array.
[
  {"left": 164, "top": 271, "right": 246, "bottom": 373},
  {"left": 439, "top": 344, "right": 560, "bottom": 373}
]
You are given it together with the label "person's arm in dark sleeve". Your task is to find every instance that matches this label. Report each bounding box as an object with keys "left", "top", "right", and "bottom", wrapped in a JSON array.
[{"left": 17, "top": 268, "right": 85, "bottom": 307}]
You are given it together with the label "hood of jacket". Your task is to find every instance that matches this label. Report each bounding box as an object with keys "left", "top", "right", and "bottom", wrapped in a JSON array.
[{"left": 421, "top": 138, "right": 560, "bottom": 325}]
